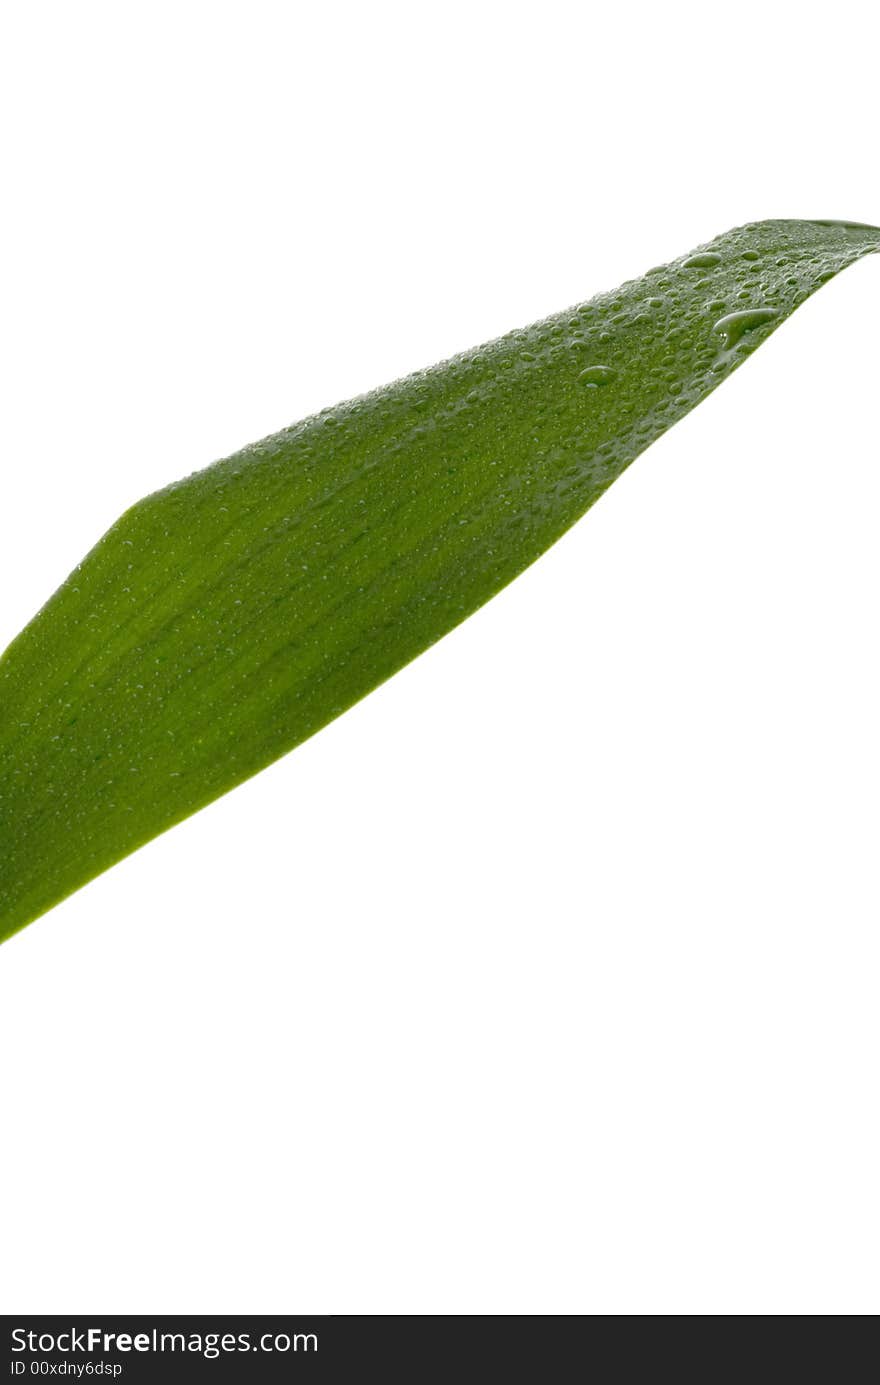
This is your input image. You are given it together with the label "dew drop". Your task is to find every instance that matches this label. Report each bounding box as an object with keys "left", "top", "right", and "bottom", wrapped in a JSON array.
[
  {"left": 578, "top": 365, "right": 616, "bottom": 388},
  {"left": 712, "top": 308, "right": 778, "bottom": 349},
  {"left": 683, "top": 252, "right": 722, "bottom": 269}
]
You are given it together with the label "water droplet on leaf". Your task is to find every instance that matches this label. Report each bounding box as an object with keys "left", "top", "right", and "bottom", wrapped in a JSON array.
[
  {"left": 713, "top": 308, "right": 778, "bottom": 348},
  {"left": 578, "top": 365, "right": 616, "bottom": 388}
]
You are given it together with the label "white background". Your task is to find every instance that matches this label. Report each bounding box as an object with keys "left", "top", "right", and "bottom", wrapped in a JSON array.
[{"left": 0, "top": 1, "right": 878, "bottom": 1316}]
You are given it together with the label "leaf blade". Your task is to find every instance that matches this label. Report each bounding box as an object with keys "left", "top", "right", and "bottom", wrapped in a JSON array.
[{"left": 2, "top": 218, "right": 878, "bottom": 941}]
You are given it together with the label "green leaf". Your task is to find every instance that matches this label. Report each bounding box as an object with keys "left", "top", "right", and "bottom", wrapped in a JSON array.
[{"left": 2, "top": 219, "right": 878, "bottom": 942}]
